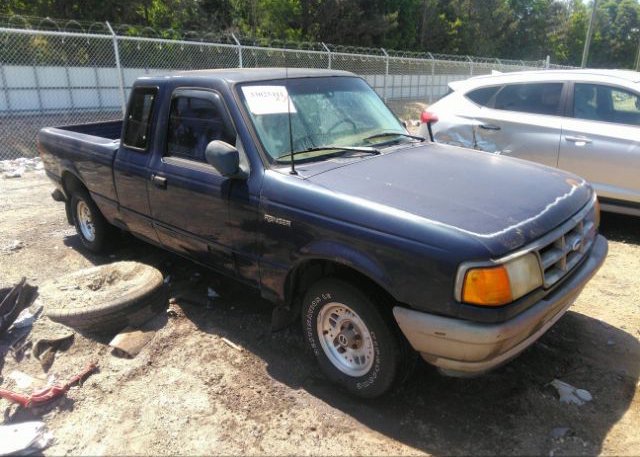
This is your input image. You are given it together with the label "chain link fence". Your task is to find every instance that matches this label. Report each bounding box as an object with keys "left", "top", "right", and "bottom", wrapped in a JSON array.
[{"left": 0, "top": 18, "right": 574, "bottom": 160}]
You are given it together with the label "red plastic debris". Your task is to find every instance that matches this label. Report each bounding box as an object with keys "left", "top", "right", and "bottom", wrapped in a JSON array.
[{"left": 0, "top": 362, "right": 97, "bottom": 408}]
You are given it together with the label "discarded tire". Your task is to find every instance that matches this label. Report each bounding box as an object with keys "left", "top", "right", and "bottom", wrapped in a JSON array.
[{"left": 40, "top": 261, "right": 166, "bottom": 334}]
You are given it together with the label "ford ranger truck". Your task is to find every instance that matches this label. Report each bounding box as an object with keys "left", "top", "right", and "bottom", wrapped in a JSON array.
[{"left": 38, "top": 69, "right": 608, "bottom": 398}]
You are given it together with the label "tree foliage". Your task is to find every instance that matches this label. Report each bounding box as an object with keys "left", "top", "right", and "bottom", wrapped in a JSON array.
[{"left": 3, "top": 0, "right": 640, "bottom": 67}]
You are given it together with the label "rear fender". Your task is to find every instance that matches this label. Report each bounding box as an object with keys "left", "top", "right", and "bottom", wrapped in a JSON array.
[{"left": 60, "top": 166, "right": 86, "bottom": 226}]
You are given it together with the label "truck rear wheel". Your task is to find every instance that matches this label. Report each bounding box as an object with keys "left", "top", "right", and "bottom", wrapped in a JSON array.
[
  {"left": 70, "top": 190, "right": 114, "bottom": 254},
  {"left": 301, "top": 278, "right": 402, "bottom": 398}
]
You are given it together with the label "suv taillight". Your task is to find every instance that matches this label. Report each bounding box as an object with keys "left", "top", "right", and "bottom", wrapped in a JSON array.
[{"left": 420, "top": 111, "right": 438, "bottom": 124}]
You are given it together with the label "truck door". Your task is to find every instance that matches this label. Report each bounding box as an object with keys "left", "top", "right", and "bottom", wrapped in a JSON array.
[
  {"left": 113, "top": 86, "right": 161, "bottom": 244},
  {"left": 147, "top": 88, "right": 239, "bottom": 274}
]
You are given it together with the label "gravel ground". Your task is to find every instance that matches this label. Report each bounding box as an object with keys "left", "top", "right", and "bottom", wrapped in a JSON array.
[{"left": 0, "top": 169, "right": 638, "bottom": 456}]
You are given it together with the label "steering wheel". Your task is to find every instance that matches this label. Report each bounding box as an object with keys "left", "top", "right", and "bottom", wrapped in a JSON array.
[{"left": 327, "top": 118, "right": 357, "bottom": 134}]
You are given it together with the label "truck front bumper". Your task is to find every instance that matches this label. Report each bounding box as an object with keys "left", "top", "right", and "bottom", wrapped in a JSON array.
[{"left": 393, "top": 235, "right": 608, "bottom": 376}]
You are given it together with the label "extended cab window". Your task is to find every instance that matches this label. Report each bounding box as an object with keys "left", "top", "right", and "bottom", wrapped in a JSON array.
[
  {"left": 574, "top": 83, "right": 640, "bottom": 126},
  {"left": 123, "top": 88, "right": 157, "bottom": 150},
  {"left": 465, "top": 86, "right": 500, "bottom": 106},
  {"left": 494, "top": 83, "right": 563, "bottom": 115},
  {"left": 166, "top": 94, "right": 235, "bottom": 162}
]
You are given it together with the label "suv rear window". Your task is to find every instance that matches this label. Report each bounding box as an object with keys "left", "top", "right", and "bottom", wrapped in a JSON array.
[
  {"left": 494, "top": 83, "right": 563, "bottom": 115},
  {"left": 465, "top": 86, "right": 500, "bottom": 106}
]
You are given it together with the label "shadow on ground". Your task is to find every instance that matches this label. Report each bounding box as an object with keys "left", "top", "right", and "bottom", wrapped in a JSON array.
[
  {"left": 599, "top": 212, "right": 640, "bottom": 245},
  {"left": 65, "top": 215, "right": 639, "bottom": 455},
  {"left": 178, "top": 277, "right": 639, "bottom": 456}
]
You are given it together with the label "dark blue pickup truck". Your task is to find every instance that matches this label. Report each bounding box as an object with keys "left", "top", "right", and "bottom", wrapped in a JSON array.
[{"left": 38, "top": 68, "right": 607, "bottom": 397}]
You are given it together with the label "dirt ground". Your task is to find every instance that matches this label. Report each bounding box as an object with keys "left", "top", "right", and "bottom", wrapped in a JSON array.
[{"left": 0, "top": 169, "right": 638, "bottom": 456}]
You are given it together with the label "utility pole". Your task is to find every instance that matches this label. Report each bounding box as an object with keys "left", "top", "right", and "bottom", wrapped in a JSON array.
[
  {"left": 581, "top": 0, "right": 598, "bottom": 68},
  {"left": 635, "top": 31, "right": 640, "bottom": 71}
]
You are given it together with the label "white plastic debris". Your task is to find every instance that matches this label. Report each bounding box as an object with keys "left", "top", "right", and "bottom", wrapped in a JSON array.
[
  {"left": 3, "top": 167, "right": 25, "bottom": 178},
  {"left": 5, "top": 240, "right": 24, "bottom": 251},
  {"left": 551, "top": 427, "right": 571, "bottom": 439},
  {"left": 207, "top": 287, "right": 219, "bottom": 299},
  {"left": 1, "top": 157, "right": 43, "bottom": 179},
  {"left": 11, "top": 308, "right": 36, "bottom": 329},
  {"left": 0, "top": 421, "right": 54, "bottom": 455},
  {"left": 221, "top": 337, "right": 242, "bottom": 351},
  {"left": 551, "top": 379, "right": 593, "bottom": 406},
  {"left": 575, "top": 388, "right": 593, "bottom": 402}
]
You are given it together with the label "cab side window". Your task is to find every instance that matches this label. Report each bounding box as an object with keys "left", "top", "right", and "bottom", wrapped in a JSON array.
[
  {"left": 123, "top": 88, "right": 157, "bottom": 150},
  {"left": 166, "top": 94, "right": 235, "bottom": 162},
  {"left": 574, "top": 83, "right": 640, "bottom": 126},
  {"left": 494, "top": 83, "right": 563, "bottom": 115}
]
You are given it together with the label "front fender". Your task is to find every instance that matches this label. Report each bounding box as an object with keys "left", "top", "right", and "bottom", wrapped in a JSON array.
[
  {"left": 259, "top": 239, "right": 397, "bottom": 307},
  {"left": 297, "top": 239, "right": 392, "bottom": 292}
]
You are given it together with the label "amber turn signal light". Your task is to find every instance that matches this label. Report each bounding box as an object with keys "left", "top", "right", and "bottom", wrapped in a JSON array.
[{"left": 462, "top": 265, "right": 513, "bottom": 306}]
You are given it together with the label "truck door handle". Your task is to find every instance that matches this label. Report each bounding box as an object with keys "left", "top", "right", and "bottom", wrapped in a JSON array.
[
  {"left": 479, "top": 124, "right": 501, "bottom": 131},
  {"left": 150, "top": 174, "right": 167, "bottom": 189},
  {"left": 565, "top": 136, "right": 592, "bottom": 145}
]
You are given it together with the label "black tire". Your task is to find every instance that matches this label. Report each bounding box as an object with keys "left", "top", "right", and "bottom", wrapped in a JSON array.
[
  {"left": 301, "top": 278, "right": 403, "bottom": 398},
  {"left": 42, "top": 262, "right": 166, "bottom": 334},
  {"left": 70, "top": 189, "right": 114, "bottom": 254}
]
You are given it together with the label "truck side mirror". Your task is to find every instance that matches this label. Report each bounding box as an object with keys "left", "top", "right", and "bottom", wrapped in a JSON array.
[{"left": 204, "top": 141, "right": 246, "bottom": 178}]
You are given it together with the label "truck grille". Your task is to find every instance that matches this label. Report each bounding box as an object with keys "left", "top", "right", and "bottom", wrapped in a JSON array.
[{"left": 536, "top": 202, "right": 598, "bottom": 289}]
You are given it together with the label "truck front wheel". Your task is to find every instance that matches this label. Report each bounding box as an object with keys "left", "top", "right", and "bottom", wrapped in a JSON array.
[
  {"left": 301, "top": 278, "right": 403, "bottom": 398},
  {"left": 70, "top": 190, "right": 113, "bottom": 253}
]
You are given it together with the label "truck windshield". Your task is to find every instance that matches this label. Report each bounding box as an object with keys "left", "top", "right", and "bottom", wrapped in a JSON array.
[{"left": 238, "top": 77, "right": 407, "bottom": 162}]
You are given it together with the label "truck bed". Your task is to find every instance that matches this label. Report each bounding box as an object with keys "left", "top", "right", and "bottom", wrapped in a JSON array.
[
  {"left": 38, "top": 120, "right": 123, "bottom": 204},
  {"left": 56, "top": 120, "right": 123, "bottom": 141}
]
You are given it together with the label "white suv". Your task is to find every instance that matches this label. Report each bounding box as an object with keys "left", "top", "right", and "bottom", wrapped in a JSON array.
[{"left": 419, "top": 69, "right": 640, "bottom": 216}]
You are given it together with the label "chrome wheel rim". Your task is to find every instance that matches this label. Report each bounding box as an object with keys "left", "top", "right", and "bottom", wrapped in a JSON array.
[
  {"left": 76, "top": 200, "right": 96, "bottom": 242},
  {"left": 317, "top": 302, "right": 374, "bottom": 377}
]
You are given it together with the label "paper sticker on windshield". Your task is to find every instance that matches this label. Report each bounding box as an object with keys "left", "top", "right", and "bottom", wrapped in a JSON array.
[{"left": 241, "top": 85, "right": 296, "bottom": 115}]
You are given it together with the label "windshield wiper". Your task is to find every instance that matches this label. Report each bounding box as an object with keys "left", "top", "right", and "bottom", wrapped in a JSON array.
[
  {"left": 362, "top": 132, "right": 426, "bottom": 143},
  {"left": 276, "top": 145, "right": 380, "bottom": 161}
]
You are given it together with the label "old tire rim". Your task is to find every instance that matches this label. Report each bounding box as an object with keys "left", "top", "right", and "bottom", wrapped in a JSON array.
[
  {"left": 77, "top": 200, "right": 95, "bottom": 242},
  {"left": 317, "top": 302, "right": 374, "bottom": 377}
]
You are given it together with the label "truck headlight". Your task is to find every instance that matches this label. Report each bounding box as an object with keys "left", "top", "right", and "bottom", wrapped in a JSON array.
[{"left": 460, "top": 253, "right": 543, "bottom": 306}]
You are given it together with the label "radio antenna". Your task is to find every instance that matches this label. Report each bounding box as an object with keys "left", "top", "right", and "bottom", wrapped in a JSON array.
[{"left": 286, "top": 65, "right": 297, "bottom": 175}]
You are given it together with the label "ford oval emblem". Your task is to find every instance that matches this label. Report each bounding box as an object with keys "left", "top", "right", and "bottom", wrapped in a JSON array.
[{"left": 570, "top": 239, "right": 581, "bottom": 252}]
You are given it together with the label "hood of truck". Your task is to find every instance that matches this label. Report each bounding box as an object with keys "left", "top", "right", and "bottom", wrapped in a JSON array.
[{"left": 303, "top": 142, "right": 593, "bottom": 256}]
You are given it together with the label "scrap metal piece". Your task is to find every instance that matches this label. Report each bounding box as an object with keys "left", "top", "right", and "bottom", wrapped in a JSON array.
[
  {"left": 0, "top": 279, "right": 27, "bottom": 334},
  {"left": 0, "top": 279, "right": 38, "bottom": 335},
  {"left": 33, "top": 332, "right": 74, "bottom": 372},
  {"left": 109, "top": 327, "right": 155, "bottom": 358}
]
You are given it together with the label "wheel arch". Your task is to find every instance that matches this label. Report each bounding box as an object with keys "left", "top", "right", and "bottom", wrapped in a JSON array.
[
  {"left": 61, "top": 169, "right": 88, "bottom": 197},
  {"left": 284, "top": 255, "right": 397, "bottom": 315},
  {"left": 60, "top": 170, "right": 89, "bottom": 225}
]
